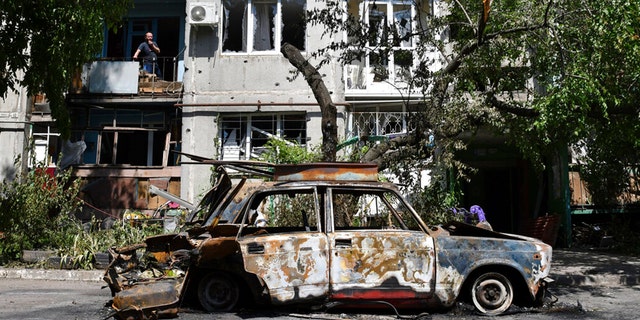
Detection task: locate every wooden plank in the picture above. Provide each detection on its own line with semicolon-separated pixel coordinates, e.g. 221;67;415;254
72;166;181;178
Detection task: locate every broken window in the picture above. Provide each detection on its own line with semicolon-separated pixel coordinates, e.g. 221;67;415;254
219;113;307;160
75;109;178;166
30;124;61;168
330;188;417;230
344;0;417;88
222;0;306;53
246;188;319;232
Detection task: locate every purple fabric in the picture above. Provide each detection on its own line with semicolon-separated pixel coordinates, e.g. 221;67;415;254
470;205;486;222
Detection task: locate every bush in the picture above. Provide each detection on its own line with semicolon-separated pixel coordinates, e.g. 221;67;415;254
53;217;163;269
258;138;321;164
0;161;82;263
0;159;164;268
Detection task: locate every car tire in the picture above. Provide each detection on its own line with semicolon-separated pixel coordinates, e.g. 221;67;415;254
198;272;240;312
470;272;514;315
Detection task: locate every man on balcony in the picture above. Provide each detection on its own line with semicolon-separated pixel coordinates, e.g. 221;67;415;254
133;32;162;79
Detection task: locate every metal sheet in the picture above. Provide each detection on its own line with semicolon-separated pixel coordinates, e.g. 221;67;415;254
239;233;330;303
274;163;379;181
112;280;181;317
86;61;139;94
328;230;436;307
434;235;552;304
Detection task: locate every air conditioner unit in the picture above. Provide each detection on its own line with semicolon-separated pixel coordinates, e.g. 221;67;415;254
188;2;219;26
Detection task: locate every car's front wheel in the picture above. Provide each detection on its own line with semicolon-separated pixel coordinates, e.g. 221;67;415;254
470;272;514;315
198;272;240;312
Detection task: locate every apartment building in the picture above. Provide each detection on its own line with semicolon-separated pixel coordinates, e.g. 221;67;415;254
56;0;438;217
179;0;443;201
32;1;478;226
9;0;564;238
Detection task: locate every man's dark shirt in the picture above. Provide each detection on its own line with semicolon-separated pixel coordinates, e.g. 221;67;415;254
137;42;158;62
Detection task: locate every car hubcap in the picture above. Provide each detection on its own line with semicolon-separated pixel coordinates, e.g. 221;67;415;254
476;278;508;307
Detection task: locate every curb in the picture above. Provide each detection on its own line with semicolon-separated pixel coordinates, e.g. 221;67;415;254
0;267;104;282
552;273;640;287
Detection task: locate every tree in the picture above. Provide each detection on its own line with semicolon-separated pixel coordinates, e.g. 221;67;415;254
0;0;132;138
281;43;339;162
306;0;640;205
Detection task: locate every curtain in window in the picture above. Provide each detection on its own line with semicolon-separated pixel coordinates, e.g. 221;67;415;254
253;3;275;51
394;9;411;47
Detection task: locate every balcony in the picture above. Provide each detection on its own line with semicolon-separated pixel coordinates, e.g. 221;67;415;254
343;50;433;96
343;49;442;96
67;57;183;106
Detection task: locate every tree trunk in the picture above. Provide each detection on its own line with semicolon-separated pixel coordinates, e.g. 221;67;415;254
281;43;337;162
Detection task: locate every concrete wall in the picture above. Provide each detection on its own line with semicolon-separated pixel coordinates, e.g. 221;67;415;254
0;74;30;181
180;0;347;202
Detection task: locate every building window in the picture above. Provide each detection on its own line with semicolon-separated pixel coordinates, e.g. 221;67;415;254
344;0;417;89
75;109;178;167
222;0;306;53
351;111;409;137
219;113;307;160
31;125;61;168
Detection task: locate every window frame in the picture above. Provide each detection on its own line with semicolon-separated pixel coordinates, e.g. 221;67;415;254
238;186;322;235
327;186;422;232
218;112;308;160
222;0;307;55
343;0;418;87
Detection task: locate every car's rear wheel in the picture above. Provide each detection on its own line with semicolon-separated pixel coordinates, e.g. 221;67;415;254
470;272;513;315
198;272;240;312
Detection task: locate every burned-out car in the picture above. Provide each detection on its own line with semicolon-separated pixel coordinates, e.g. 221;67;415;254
104;162;552;319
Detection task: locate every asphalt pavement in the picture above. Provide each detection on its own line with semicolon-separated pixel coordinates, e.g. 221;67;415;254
1;248;640;288
551;248;640;287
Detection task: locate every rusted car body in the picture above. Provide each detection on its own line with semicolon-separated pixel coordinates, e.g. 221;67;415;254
103;162;552;319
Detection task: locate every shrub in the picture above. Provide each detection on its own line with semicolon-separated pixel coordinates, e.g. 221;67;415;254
53;216;163;269
0;160;82;263
258;138;321;164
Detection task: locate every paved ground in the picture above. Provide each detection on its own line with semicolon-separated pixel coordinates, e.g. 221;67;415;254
2;248;640;320
551;248;640;286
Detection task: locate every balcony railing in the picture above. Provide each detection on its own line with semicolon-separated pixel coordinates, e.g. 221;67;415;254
69;57;183;96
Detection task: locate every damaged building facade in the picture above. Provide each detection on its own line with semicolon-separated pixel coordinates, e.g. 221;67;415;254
4;0;581;240
177;0;455;215
56;0;455;223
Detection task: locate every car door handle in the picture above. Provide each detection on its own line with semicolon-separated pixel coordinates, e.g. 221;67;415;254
335;238;352;247
247;243;264;254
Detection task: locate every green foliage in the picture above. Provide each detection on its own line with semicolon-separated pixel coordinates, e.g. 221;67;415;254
0;0;132;139
258;138;321;164
406;172;465;226
263;193;318;228
0;160;82;262
308;0;640;207
0;157;162;268
533;0;640;205
53;217;162;270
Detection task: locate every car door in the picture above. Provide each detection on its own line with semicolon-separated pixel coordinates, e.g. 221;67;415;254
237;187;330;304
327;187;436;307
